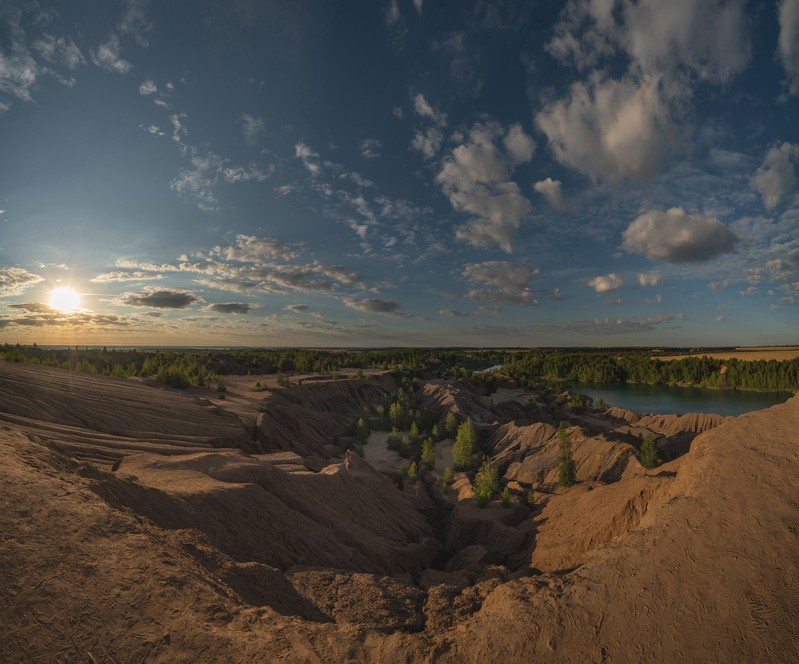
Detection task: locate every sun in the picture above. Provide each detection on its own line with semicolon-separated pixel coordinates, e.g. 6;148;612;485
48;287;81;314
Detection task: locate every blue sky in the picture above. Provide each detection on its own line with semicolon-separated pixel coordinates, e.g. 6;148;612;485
0;0;797;347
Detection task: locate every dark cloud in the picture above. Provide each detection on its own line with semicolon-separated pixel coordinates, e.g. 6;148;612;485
204;302;252;314
343;297;407;317
118;288;200;309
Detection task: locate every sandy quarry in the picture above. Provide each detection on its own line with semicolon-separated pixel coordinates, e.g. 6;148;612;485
0;360;797;662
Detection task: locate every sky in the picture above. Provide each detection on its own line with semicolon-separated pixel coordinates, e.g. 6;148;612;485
0;0;798;348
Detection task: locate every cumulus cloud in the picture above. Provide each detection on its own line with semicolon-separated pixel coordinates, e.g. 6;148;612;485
622;207;738;262
766;243;799;295
638;270;661;287
91;35;132;74
170;152;224;211
779;0;799;95
115;259;179;272
33;35;85;70
0;267;44;296
437;122;534;252
90;271;164;282
588;273;623;292
241;114;265;145
537;73;685;185
118;287;200;309
285;304;308;313
204;302;252;314
119;0;153;47
343;297;406;317
541;1;749;184
0;18;39;106
751;142;799;209
503;123;535;164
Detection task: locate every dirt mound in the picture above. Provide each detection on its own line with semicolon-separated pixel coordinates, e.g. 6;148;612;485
637;410;731;436
0;361;250;463
495;422;636;486
256;376;394;457
417;380;496;424
88;449;441;575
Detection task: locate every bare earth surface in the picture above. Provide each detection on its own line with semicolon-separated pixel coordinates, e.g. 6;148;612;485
1;361;797;662
658;345;799;361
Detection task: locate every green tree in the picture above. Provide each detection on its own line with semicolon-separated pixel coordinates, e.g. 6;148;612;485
473;456;499;507
421;437;435;470
406;460;418;483
639;433;659;469
500;486;512;507
444;411;459;438
356;417;370;445
441;465;453;489
431;423;441;441
557;422;576;488
453;419;477;470
409;420;420;442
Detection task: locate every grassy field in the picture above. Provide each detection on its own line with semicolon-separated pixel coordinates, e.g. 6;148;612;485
658;347;799;362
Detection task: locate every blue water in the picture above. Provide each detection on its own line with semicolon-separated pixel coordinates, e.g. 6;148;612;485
563;381;793;417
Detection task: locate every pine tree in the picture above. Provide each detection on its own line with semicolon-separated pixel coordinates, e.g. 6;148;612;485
441;465;453;489
473;456;499;507
421;437;435;470
557;422;576;488
453;419;477;470
444;411;458;439
639;433;659;469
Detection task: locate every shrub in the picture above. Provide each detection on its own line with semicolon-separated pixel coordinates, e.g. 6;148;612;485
406;460;418;483
444;411;459;439
500;486;512;507
473;456;498;507
386;428;404;451
639;433;659;469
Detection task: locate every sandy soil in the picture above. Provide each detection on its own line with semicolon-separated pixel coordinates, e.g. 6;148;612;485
1;360;797;662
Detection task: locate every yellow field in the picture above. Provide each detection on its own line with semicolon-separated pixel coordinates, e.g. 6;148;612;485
658;347;799;362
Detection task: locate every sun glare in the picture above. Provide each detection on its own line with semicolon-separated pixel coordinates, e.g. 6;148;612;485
48;287;81;314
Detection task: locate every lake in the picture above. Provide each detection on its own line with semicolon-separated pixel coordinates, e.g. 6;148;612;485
563;381;793;417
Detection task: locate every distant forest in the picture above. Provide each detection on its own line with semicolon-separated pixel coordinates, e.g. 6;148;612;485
1;344;796;392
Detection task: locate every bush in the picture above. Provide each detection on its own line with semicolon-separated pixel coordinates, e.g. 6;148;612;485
405;460;418;483
444;411;459;439
500;486;512;507
386;428;404;451
453;419;477;470
473;456;499;507
639;433;659;469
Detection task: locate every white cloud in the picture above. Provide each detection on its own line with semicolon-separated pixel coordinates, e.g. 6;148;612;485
90;271;164;282
33;35;85;70
91;35;132;74
436;122;534;252
241;114;265;146
778;0;799;95
138;79;157;95
751;142;799;209
439;309;469;317
285;304;308;313
537;73;686;185
537;314;676;336
386;0;400;25
638;270;661;287
766;243;799;296
411;127;443;159
0;267;44;295
413;93;447;126
170;152;225;212
623;207;738;262
0;17;38;105
360;137;382;159
119;0;153;48
588;273;623;292
463;261;538;290
295;141;321;175
533;177;579;211
503;123;535;164
413;0;423;14
213;235;297;262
